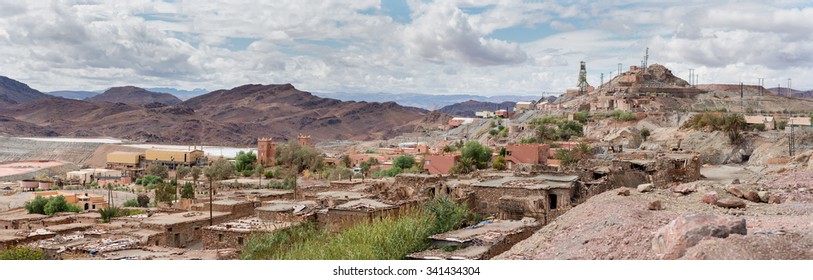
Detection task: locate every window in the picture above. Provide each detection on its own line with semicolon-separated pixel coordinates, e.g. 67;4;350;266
92;205;96;209
168;227;173;232
425;161;430;166
218;234;224;242
155;240;160;246
238;237;244;245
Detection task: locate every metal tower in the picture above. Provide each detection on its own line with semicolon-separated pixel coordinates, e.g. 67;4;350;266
577;61;590;95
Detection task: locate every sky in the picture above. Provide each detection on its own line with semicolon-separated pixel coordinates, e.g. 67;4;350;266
1;0;812;95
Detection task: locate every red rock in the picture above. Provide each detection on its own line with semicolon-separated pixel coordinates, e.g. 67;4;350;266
648;200;663;210
725;186;744;198
715;198;747;209
672;184;696;195
702;191;718;205
651;214;747;259
616;187;630;196
743;191;761;203
768;196;782;204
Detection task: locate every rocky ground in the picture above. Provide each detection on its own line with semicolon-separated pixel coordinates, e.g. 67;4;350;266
495;166;813;260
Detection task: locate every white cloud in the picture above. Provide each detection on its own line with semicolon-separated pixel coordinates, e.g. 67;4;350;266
0;0;812;95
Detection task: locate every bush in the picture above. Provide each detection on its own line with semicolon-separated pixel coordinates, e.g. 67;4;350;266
460;141;492;169
242;198;470;260
240;169;254;177
235;150;257;172
137;194;150;208
146;163;169;179
181;182;195;199
263;169;274;179
123;199;139;207
493;155;506;170
0;246;44;260
25;195;81;216
640;128;651;141
99;206;119;223
393;155;415;170
136;175;163;187
530;116;584;141
610;110;636;122
574;110;590;123
372;166;403;178
154;182;176;206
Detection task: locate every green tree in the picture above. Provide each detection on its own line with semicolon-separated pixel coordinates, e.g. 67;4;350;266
25;195;81;216
640;128;651;141
154;182;176;206
235;150;258;172
275;142;324;173
175;165;191;181
341;155;352;168
204;158;235;225
493;155;506;170
722;114;746;144
146;163;169;179
181;182;195;199
191;166;202;185
393;155;416;170
460;141;492;169
137;194;150;208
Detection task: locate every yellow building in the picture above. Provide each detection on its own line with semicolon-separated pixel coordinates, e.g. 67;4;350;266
145;148;204;165
107;151;144;167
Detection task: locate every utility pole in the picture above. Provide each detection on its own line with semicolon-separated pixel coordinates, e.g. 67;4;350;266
617;63;622;77
688;69;694;86
643;47;649;68
600;73;604;88
788;78;792;96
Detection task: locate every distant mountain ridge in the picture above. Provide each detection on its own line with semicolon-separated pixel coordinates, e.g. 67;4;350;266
87;86;182;105
0;75;52;105
314;92;545;110
0;77;441;145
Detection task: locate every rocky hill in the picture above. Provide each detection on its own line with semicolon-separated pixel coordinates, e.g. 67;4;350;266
438;100;515;117
0;77;438;145
47;90;100;100
766;87;813;98
87;86;182;105
0;75;53;105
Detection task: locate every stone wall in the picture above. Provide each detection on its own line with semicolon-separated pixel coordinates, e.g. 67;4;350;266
202;228;252;250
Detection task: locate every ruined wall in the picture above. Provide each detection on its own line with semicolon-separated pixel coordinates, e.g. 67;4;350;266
142;216;232;248
202;228;251;250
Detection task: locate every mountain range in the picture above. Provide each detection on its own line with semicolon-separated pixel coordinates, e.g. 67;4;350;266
313;92;544;110
0;76;446;145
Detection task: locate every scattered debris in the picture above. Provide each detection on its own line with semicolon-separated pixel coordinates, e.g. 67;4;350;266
715;198;746;209
652;214;746;259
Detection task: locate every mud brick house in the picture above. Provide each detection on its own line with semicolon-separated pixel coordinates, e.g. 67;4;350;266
256;200;318;222
257;137;277;166
234;189;294;202
194;199;256;219
202;217;297;250
504;144;549;170
409;218;540;260
319;199;403;232
312;191;373;208
140;211;231;248
471;174;579;224
423;154;459;175
0;213;47;230
625;153;701;187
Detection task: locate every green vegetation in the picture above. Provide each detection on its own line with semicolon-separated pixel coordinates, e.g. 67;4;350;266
137;194;150;208
123;199;139;207
135;175;163;188
0;246;44;260
528;116;584;142
609;110;636;122
573;110;590;123
241;198;471;260
263;169;275;179
175;165;191;181
100;206;146;223
682;112;746;144
24;195;81;216
322;166;353;181
154;182;177;206
146;163;169;179
363;149;378;154
640;128;651;141
266;178;296;190
181;182;195;199
190;166;202;185
554;142;595;166
778;119;787;130
393;155;416;169
493;155;506;170
276;142;324;174
235;151;257;172
441;145;457;153
372;166;403;178
449;141;492;174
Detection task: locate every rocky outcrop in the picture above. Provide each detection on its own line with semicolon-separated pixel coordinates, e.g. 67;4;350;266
652;214;747;259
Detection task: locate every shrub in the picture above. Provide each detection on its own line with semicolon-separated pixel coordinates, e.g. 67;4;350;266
493;155;506;170
393;155;415;170
610;110;636;122
137;194;150;208
235;150;257;172
372;166;403;178
123;199;139;207
181;182;195;199
0;246;44;260
99;206;119;223
137;175;163;187
460;141;492;169
242;198;470;260
574;110;590;123
25;195;81;216
640;128;651;141
263;169;274;179
146;163;169;179
240;169;254;177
